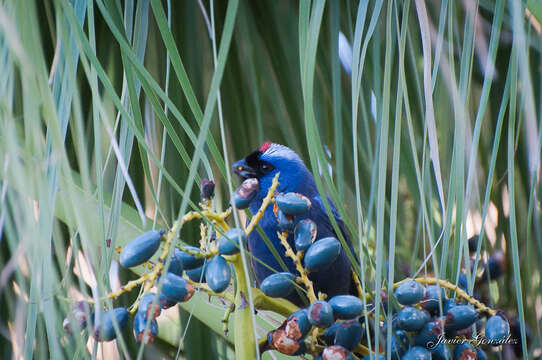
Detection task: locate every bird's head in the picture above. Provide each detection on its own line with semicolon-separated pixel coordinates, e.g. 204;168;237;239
233;142;316;200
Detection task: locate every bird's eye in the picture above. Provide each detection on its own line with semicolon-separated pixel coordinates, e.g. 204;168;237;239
260;163;272;172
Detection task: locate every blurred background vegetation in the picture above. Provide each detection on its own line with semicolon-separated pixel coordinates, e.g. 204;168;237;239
0;0;541;358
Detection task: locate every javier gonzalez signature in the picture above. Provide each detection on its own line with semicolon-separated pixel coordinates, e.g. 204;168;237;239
427;334;518;349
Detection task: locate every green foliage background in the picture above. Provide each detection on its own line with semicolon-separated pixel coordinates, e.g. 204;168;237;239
0;0;541;358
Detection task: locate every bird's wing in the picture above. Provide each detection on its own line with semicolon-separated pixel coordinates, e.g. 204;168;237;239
309;194;359;295
310;195;352;249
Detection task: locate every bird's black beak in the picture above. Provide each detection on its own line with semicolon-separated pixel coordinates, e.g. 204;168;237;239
233;158;257;180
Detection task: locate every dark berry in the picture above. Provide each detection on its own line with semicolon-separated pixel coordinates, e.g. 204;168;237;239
275;192;311;215
304;237;341;272
120;230;164;268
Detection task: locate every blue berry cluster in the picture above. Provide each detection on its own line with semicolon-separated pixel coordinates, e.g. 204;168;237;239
61;174;515;359
252;191;512;359
262;277;511;359
63;228;201;344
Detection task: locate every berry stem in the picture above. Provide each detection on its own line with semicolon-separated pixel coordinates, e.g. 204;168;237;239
184;277;234;303
88;274;150;304
351;270;371;301
245;172;280;235
181;208;231;231
199;222;208;251
175;244;218;259
222;302;235;335
393;277;497;316
277;231;317;303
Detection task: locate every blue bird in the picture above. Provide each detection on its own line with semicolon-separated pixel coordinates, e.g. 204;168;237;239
233;142;355;305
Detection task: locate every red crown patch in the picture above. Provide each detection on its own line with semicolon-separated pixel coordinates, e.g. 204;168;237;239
259;142;273;153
